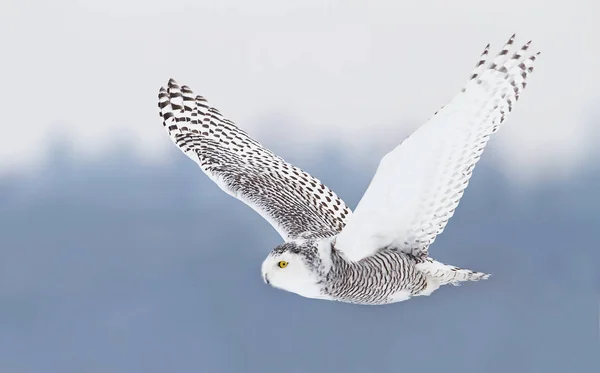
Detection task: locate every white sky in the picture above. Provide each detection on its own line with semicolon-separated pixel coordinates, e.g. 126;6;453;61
1;0;599;183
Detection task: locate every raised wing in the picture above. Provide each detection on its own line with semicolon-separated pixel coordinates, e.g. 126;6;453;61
334;34;540;262
158;79;351;241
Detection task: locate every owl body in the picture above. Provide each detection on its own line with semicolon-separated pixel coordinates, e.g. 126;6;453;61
262;238;487;305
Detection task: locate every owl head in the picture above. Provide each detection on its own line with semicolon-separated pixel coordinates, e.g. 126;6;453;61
261;240;332;300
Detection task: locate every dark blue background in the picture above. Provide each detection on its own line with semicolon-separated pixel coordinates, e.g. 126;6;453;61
1;142;598;372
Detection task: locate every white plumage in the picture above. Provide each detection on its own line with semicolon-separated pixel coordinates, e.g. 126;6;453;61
334;35;538;262
157;34;540;305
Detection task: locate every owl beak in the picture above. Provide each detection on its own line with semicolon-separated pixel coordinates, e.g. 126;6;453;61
263;273;270;284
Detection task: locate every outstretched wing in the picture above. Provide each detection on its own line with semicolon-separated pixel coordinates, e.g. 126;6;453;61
334;34;540;262
158;79;351;241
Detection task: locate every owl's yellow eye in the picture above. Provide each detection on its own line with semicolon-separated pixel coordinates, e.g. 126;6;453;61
278;261;288;268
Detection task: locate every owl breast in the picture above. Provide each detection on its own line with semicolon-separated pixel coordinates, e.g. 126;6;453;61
322;248;429;305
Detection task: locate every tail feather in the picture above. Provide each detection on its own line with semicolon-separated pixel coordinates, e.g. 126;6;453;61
416;257;490;286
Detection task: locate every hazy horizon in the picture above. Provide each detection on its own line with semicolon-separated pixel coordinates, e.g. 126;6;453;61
2;0;600;183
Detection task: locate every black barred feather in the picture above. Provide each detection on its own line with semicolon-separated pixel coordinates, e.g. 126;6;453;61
158;79;351;241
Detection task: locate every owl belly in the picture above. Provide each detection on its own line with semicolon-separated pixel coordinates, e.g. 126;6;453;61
324;249;429;305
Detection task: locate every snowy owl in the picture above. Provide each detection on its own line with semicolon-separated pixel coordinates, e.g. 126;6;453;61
157;34;539;305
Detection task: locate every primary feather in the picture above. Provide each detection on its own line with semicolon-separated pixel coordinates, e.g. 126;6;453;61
334;34;540;262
